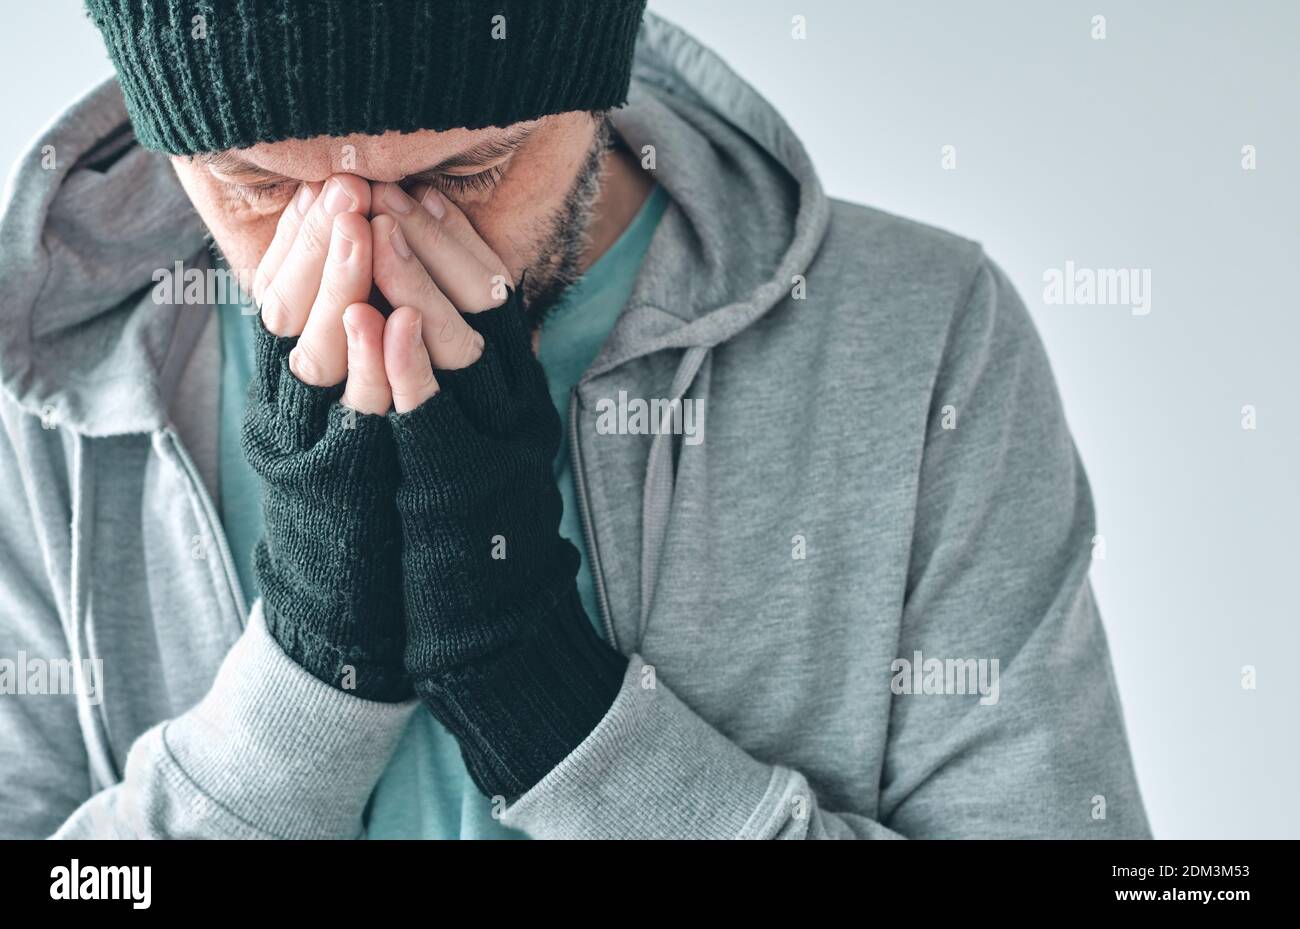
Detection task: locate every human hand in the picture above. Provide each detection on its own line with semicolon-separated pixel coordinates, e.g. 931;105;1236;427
242;174;408;702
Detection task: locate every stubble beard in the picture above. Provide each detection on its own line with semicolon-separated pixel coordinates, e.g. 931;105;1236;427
518;114;613;327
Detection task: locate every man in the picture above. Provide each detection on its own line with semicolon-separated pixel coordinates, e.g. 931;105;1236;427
0;1;1149;839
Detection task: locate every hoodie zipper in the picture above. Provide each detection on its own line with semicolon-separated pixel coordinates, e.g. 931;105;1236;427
164;428;249;623
569;388;617;650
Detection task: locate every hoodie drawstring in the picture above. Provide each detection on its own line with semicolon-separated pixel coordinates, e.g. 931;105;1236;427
68;435;118;790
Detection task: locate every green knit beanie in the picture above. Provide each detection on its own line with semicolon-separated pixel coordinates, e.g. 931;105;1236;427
84;0;648;155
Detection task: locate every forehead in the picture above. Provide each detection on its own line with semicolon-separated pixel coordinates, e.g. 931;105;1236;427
206;120;540;183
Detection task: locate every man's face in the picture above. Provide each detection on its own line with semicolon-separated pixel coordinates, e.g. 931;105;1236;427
170;110;605;315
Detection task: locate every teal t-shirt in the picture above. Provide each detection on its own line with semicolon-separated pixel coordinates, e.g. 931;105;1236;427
218;294;263;605
216;182;669;838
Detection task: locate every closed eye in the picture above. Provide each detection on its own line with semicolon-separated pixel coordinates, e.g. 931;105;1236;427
216;160;508;211
410;164;506;200
229;178;297;206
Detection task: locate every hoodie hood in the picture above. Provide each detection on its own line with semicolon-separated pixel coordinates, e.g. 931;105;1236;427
0;80;208;436
601;13;829;372
0;12;828;438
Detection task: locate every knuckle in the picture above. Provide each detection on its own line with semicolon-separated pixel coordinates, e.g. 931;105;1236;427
252;268;271;303
419;210;446;250
459;325;484;366
396;366;438;402
314;277;346;315
289;342;326;385
420;274;447;311
261;285;290;334
435;309;457;345
296;217;330;256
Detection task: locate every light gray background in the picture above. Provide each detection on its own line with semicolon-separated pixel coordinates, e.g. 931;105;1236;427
2;1;1296;839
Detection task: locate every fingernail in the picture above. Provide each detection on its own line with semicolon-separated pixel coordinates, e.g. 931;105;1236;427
382;183;413;214
323;178;355;216
329;223;354;263
421;188;447;220
342;305;365;343
389;223;412;259
259;300;279;331
295;184;315;216
409;318;422;346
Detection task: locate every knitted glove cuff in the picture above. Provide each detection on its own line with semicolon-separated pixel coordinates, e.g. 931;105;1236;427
244;317;409;702
413;585;628;801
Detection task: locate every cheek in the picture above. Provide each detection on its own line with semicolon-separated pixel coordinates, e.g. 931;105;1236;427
207;212;280;278
171;161;283;278
461;197;548;272
462;152;584;269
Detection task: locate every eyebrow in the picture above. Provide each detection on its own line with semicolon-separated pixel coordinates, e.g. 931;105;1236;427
197;124;536;182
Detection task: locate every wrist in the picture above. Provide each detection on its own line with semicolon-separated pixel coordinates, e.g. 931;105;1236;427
244;317;410;702
413;582;627;800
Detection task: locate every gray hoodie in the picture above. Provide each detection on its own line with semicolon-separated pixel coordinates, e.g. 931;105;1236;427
0;14;1149;839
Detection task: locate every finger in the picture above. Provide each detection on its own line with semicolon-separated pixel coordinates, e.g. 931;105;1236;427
252;181;322;303
290;212;373;387
260;174;371;337
339;303;392;415
383;306;440;414
373;181;505;313
372;213;485;371
407;184;512;283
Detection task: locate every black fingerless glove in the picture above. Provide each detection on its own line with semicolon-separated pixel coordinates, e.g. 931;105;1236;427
390;289;629;800
242;317;409;703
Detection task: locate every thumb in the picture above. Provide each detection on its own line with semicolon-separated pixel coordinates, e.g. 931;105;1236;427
384;306;440;414
339;303;393;415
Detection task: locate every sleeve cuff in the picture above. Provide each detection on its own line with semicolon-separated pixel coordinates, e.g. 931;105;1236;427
500;654;789;839
161;600;419;838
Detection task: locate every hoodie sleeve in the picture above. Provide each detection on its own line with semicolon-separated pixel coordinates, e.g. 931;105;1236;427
0;396;417;839
500;256;1151;839
49;602;419;839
